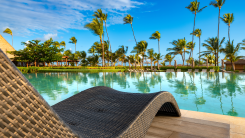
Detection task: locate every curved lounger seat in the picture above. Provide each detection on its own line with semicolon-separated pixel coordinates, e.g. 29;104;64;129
0;49;181;138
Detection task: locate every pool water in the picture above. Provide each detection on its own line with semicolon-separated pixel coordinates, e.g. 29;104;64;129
24;72;245;118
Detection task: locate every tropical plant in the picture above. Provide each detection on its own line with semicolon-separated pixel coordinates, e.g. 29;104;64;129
93;9;112;66
154;53;163;70
241;39;245;50
187;41;195;60
168;38;189;66
191;28;202;63
164;54;175;66
147;48;155;70
116;45;128;66
123;14;137;45
201;54;216;65
220;40;244;71
186;0;207;56
149;31;161;54
60;41;66;50
85;18;104;66
3;28;13;46
210;0;226;66
221;13;234;42
132;41;148;67
69;37;77;52
200;37;225;66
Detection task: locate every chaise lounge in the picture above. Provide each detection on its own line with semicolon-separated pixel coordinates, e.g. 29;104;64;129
0;49;181;138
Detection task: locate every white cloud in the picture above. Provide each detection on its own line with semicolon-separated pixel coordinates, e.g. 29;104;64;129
44;33;58;40
0;0;144;36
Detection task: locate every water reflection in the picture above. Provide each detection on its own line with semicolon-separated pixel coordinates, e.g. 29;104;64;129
24;72;245;118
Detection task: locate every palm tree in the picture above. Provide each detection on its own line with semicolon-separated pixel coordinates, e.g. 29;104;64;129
210;0;226;66
164;54;175;66
123;14;137;45
147;49;155;70
187;41;195;60
221;13;234;43
53;41;61;66
154;53;163;70
200;37;225;66
191;29;202;63
116;45;128;66
60;41;66;51
85;18;104;66
168;38;189;66
149;31;161;54
3;28;13;46
220;41;244;71
133;41;148;67
93;9;113;66
186;0;207;56
241;39;245;50
69;37;77;52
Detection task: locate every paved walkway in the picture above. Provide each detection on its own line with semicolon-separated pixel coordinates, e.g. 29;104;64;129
146;109;245;138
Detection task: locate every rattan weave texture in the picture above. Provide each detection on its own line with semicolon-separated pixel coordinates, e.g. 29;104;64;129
0;48;181;138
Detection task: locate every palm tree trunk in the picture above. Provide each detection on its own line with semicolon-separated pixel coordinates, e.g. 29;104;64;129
75;43;76;53
105;21;112;67
150;59;153;70
231;60;235;71
228;25;230;43
100;36;105;67
217;8;221;67
184;51;186;66
157;60;159;70
192;13;196;59
199;37;200;64
134;61;136;69
129;60;131;69
158;39;160;54
131;23;137;45
12;35;13;47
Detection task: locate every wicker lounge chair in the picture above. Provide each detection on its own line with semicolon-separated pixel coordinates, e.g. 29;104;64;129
166;69;171;72
170;69;175;72
210;69;215;72
0;49;181;138
177;69;181;72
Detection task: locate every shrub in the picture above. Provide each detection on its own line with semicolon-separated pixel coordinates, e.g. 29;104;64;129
235;70;239;72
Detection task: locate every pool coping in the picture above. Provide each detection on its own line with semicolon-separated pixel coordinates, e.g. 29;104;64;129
180;109;245;137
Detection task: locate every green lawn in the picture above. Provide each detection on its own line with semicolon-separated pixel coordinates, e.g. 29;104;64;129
38;69;126;73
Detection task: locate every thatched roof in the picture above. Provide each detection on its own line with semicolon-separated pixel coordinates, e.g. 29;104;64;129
224;59;245;65
0;34;15;59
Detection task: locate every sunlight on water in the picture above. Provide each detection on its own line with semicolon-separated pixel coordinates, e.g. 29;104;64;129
24;72;245;118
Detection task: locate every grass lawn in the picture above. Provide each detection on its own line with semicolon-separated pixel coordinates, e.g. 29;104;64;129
38;69;126;73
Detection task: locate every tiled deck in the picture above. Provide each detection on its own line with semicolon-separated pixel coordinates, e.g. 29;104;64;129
146;109;245;138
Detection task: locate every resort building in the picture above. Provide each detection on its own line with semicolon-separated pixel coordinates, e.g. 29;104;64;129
0;34;15;60
224;59;245;70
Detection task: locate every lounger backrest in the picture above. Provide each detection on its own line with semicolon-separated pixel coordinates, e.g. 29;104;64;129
0;49;78;137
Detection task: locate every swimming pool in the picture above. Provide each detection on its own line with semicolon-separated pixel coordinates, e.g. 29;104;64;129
24;72;245;118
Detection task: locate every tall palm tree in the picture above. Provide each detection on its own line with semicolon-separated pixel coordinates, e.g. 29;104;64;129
186;0;207;57
69;37;77;52
85;18;104;66
220;41;244;71
241;39;245;50
93;9;113;66
147;48;154;70
210;0;226;66
221;13;234;43
149;31;161;54
3;28;13;46
168;38;189;66
191;29;202;63
164;54;175;66
123;14;137;45
60;41;66;51
200;37;225;66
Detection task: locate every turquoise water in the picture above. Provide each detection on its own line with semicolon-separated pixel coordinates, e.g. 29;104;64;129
24;72;245;118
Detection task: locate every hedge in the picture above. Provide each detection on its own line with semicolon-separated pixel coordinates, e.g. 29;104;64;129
38;69;125;73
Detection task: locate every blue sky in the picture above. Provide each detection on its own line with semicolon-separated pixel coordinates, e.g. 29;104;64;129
1;0;245;65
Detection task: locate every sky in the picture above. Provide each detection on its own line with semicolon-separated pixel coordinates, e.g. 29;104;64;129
1;0;245;65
